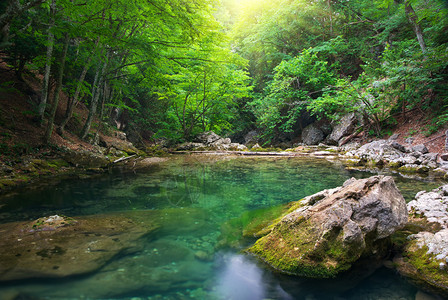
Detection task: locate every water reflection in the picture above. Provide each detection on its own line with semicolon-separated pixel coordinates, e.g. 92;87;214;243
215;253;293;300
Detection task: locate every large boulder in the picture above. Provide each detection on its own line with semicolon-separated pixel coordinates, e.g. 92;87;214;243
99;135;139;156
326;113;358;146
247;175;407;278
301;124;324;145
0;212;159;281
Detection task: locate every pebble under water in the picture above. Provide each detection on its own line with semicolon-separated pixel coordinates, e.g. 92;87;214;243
0;156;443;299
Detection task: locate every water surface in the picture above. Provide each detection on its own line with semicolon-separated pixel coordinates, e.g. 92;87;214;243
0;156;443;299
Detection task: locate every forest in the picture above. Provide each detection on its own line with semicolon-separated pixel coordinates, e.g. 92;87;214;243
1;0;448;146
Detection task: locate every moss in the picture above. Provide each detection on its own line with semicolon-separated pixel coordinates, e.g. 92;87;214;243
402;241;448;293
344;159;361;167
246;217;363;278
0;179;19;190
398;165;430;174
47;159;70;168
250;147;283;152
366;159;384;168
388;161;402;168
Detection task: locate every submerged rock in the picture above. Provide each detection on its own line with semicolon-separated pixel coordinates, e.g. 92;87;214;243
247;175;407;278
0;211;159;281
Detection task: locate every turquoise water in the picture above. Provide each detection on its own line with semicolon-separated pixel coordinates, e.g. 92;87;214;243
0;156;443;299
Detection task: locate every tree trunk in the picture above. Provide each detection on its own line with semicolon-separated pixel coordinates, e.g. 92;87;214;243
38;0;55;123
405;0;427;55
57;38;99;135
81;54;108;140
43;32;70;144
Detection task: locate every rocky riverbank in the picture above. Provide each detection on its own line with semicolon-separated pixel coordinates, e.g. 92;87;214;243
217;175;448;298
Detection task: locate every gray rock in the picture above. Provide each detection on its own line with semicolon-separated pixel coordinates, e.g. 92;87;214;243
405;137;414;144
301;124;325;145
410;230;448;260
391;141;406;153
402;156;418;165
251;143;262;150
195;131;222;145
340;141;361;152
412;144;429;154
214;138;231;146
388;133;400;141
248;176;407;278
440;153;448;161
176;142;207;151
244;130;259;145
408;185;448;228
348;140;404;162
327;113;358;145
63;150;110;168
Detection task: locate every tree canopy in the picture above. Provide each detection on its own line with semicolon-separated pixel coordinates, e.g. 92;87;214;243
1;0;447;145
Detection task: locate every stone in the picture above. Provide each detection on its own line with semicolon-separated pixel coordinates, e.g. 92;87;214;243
99;135;138;155
114;131;127;141
395;184;448;297
395;229;448;298
247;176;407;278
388;133;400;141
441;153;448;161
390;141;406;153
326;113;358;145
244;130;259;145
339;142;360;152
347;140;404;162
251;143;262;150
412;144;429;154
301;124;325;145
405;137;414;144
176;142;207;151
195;131;222;145
63;149;110;169
0;211;159;281
407;185;448;228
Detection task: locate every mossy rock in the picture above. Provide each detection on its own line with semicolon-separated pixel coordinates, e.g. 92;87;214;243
398;164;430;174
63;150;110;169
246;176;407;279
395;240;448;298
343;159;362;166
247;217;387;278
388;160;402;169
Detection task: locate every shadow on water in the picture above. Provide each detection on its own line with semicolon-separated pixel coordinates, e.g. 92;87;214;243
0;156;444;299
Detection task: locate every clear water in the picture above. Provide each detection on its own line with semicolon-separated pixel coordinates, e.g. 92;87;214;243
0;156;443;299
